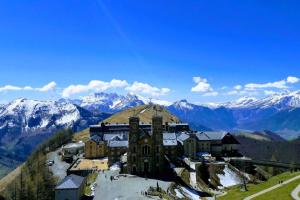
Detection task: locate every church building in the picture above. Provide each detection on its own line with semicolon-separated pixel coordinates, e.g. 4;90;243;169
127;115;164;177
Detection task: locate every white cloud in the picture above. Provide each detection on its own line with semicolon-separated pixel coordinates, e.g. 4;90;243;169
0;85;25;92
245;80;288;90
264;90;278;95
62;79;129;98
191;77;213;93
244;76;299;91
287;76;300;84
203;91;219;97
234;85;242;90
227;90;239;95
125;81;170;97
37;81;57;92
0;82;56;93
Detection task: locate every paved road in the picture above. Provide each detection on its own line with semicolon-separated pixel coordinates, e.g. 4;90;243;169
47;149;70;181
94;170;171;200
244;175;300;200
291;184;300;200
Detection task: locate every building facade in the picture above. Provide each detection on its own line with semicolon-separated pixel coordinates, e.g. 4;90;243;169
85;135;107;159
127;116;164;177
55;174;85;200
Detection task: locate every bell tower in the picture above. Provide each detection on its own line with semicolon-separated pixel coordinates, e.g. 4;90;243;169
128;116;139;174
151;114;164;176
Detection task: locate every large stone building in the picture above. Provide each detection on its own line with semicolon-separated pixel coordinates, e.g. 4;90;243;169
177;131;240;159
84;115;240;174
127;116;164;176
85;135;106;159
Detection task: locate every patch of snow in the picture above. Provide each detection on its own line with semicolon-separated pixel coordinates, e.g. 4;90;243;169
175;189;184;198
217;165;242;187
140;109;146;113
180;187;201;200
110;162;121;171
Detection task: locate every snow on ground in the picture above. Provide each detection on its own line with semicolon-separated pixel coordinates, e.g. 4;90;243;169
140;109;146;113
110;162;121;171
217;165;242;187
175;189;185;198
180;187;201;200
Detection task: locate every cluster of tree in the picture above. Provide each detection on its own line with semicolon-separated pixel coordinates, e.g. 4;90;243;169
1;129;73;200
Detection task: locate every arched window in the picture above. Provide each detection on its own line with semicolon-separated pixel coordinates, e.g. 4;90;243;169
142;145;150;155
133;146;136;153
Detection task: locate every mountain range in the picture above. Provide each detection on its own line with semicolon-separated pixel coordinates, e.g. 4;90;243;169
0;98;110;162
0;91;300;161
168;91;300;139
0;91;300;178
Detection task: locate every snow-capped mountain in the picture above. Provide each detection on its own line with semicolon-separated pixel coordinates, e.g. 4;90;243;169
76;92;144;113
0;98;110;160
223;91;300;110
171;99;196;110
166;91;300;137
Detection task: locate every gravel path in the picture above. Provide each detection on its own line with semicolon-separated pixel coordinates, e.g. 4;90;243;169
291;183;300;200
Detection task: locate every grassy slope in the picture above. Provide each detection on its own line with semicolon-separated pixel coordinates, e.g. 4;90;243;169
254;179;300;200
219;172;300;200
102;104;179;124
0;164;23;192
73;104;180;142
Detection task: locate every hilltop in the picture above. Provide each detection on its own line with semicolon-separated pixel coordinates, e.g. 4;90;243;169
73;104;180;142
103;104;179;124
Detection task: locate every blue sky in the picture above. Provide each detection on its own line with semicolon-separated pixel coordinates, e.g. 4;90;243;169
0;0;300;104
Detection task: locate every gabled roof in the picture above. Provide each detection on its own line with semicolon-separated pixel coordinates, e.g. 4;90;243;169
90;135;103;143
103;133;128;141
203;131;228;140
176;132;190;144
163;132;177;140
108;140;128;148
55;174;85;190
163;132;177;146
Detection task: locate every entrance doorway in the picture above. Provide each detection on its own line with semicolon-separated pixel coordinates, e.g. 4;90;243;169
144;160;149;174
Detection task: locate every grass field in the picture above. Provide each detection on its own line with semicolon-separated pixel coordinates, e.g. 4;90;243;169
73;127;89;142
219;172;300;200
253;178;300;200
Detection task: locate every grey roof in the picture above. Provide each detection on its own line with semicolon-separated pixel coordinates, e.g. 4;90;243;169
163;132;177;140
90;135;103;143
55;174;84;190
163;139;178;146
163;132;177;146
168;123;189;126
177;132;190;143
103;133;128;141
202;131;228;140
108;140;128;148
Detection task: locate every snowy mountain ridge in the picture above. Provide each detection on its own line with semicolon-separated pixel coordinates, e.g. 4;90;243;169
76;92;144;113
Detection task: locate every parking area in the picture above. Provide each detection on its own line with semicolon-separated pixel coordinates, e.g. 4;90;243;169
47;149;70;181
94;170;172;200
